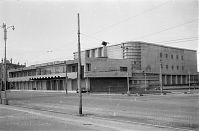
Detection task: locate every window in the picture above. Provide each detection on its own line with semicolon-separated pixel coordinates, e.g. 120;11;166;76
134;61;136;64
160;53;162;58
177;65;179;70
165;54;168;58
120;67;127;72
86;63;91;71
181;56;183;60
160;64;163;69
86;50;90;58
71;66;76;72
182;66;184;70
98;48;102;57
176;55;178;60
171;65;174;70
91;49;95;58
171;54;173;59
166;65;168;70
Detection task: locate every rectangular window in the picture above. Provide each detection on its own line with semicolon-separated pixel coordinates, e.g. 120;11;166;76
171;65;174;70
98;48;102;57
160;53;162;58
120;67;127;72
171;54;173;59
181;56;183;60
91;49;95;58
176;55;178;60
86;63;91;71
86;50;90;58
182;66;184;70
71;66;76;72
166;65;168;70
165;54;168;58
177;65;179;70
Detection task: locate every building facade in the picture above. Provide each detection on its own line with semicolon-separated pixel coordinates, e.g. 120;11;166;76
8;58;131;92
74;41;198;89
0;59;25;90
8;41;198;92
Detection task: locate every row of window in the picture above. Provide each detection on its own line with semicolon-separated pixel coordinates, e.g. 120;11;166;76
162;64;184;71
86;48;103;58
160;53;183;60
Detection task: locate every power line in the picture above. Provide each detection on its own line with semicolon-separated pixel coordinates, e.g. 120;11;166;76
92;0;170;34
155;37;199;44
159;38;199;45
135;18;198;39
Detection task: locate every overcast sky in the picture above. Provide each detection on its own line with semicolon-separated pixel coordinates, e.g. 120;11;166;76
0;0;198;69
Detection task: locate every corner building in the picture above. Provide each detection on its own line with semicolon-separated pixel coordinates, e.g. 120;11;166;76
74;41;197;90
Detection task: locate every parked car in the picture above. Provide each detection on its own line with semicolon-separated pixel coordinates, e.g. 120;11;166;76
76;87;90;93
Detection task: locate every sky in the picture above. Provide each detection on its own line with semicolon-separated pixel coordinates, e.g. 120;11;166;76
0;0;198;69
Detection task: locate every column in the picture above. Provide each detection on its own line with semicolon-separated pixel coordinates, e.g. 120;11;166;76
56;80;59;90
170;75;172;85
62;79;65;91
181;75;183;85
164;75;167;85
50;80;53;90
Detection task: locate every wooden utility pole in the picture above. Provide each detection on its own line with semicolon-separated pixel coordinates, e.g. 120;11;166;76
160;60;163;94
77;13;82;115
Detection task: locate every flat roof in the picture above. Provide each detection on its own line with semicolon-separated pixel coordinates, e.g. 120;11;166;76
73;41;196;53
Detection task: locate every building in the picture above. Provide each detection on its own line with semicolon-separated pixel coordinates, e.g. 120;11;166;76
0;59;25;90
73;41;198;90
8;41;198;92
8;58;131;93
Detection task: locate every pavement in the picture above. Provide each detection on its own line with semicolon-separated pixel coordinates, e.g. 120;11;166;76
0;90;199;131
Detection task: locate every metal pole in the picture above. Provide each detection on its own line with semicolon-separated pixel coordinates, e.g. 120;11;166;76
3;23;8;105
127;72;130;96
77;13;82;115
189;72;190;92
144;72;146;91
0;60;2;104
160;60;163;94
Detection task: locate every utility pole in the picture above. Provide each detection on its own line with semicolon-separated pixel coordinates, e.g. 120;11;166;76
188;72;190;92
0;59;3;104
159;60;163;95
144;72;147;91
77;13;82;115
0;23;14;105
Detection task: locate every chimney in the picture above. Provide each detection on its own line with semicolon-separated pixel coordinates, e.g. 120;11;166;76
10;58;12;64
101;41;108;58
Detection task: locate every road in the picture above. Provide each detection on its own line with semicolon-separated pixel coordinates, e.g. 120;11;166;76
0;90;199;131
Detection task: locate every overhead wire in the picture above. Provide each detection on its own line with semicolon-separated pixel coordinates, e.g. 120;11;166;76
134;18;198;39
92;0;170;34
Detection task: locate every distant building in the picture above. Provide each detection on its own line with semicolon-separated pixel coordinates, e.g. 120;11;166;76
0;59;25;90
8;41;198;92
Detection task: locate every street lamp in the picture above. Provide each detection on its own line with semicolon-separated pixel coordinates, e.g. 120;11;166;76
0;23;15;105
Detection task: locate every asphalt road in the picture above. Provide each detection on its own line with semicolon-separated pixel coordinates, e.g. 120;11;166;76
1;90;199;131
